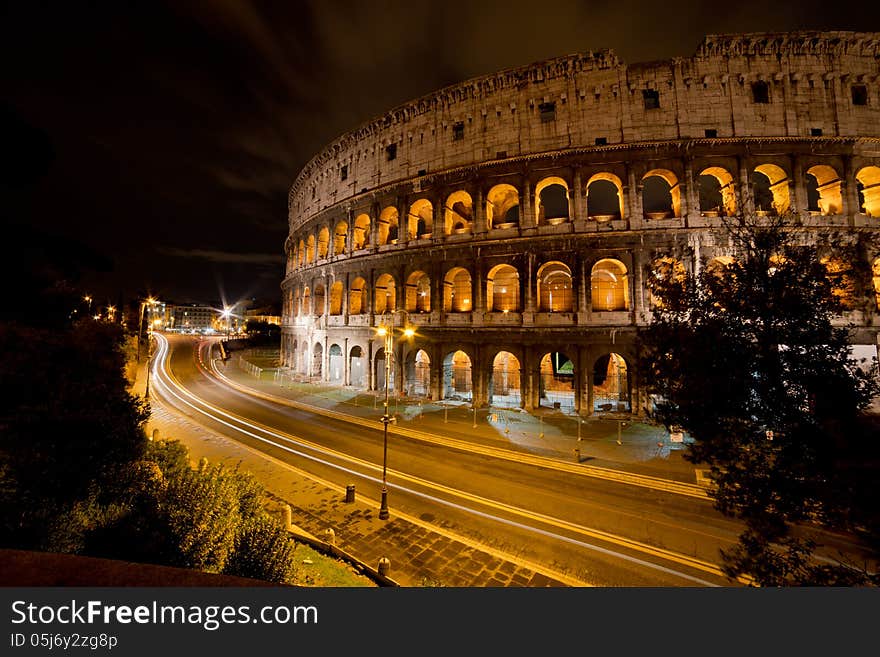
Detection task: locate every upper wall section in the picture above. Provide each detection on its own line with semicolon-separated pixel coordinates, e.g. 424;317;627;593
289;31;880;230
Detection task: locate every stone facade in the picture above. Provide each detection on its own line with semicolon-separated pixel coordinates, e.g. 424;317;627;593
281;31;880;416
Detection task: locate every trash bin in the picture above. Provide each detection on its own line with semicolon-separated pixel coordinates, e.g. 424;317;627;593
345;484;356;503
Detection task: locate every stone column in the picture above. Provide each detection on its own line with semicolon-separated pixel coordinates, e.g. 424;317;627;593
342;272;350;325
791;157;806;219
346;208;355;255
343;337;349;386
627;167;644;228
579;257;591;326
433;196;445;242
738;156;754;216
474;185;487;235
323;335;329;382
473;257;484;324
370;201;380;251
684;160;698;222
572;170;586;230
521;176;535;231
398;198;409;246
842;155;861;222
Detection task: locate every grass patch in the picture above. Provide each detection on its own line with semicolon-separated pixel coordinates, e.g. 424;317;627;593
291;543;378;587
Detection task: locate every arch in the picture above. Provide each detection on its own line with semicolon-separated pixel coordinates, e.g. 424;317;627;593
698;167;736;216
349;276;367;315
293;288;302;317
821;255;858;310
297;239;305;266
317;226;330;259
353;213;371;249
642;169;680;218
349;345;365;387
374;273;396;314
374;346;395;393
593;353;630;413
442;350;472;401
537;261;573;312
535;176;569;225
752;164;790;215
329;281;343;315
305;235;316;263
445;190;473;235
302;287;311;316
312;342;323;379
298;341;309;375
328;343;343;382
539;352;575;410
333;220;348;255
444;267;472;312
486;184;520;229
312;283;325;316
805;165;843;215
591;259;629;311
647;256;687;308
405;349;431;397
405;271;431;313
488;351;521;408
290;339;298;371
487;264;520;312
378;206;399;245
586;172;624;220
855;166;880;217
408;198;434;240
873;258;880;311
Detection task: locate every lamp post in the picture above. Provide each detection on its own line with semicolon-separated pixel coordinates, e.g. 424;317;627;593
137;297;155;363
221;307;232;339
375;309;414;521
145;318;155;399
83;295;92;316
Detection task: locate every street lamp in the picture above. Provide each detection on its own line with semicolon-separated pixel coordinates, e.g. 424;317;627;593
375;309;414;520
138;297;156;363
145;318;158;399
221;306;232;339
83;295;92;316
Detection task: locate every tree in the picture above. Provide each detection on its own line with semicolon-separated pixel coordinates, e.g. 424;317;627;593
639;213;880;585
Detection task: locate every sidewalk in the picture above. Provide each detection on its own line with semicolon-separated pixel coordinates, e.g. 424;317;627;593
221;352;702;486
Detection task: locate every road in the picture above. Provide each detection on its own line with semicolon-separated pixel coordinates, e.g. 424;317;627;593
151;333;750;586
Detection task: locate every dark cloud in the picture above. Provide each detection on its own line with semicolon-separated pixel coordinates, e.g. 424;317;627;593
3;0;879;306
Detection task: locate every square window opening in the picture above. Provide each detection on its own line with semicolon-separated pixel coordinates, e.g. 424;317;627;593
642;89;660;110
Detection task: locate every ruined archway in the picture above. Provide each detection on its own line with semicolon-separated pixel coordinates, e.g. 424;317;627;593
539;352;575;410
442;350;472;401
593;353;630;413
489;351;521;408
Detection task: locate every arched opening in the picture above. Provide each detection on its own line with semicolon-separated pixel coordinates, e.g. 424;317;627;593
856;166;880;217
642;169;680;218
329;281;343;315
535;176;569;225
297;240;305;266
487;184;520;229
328;343;343;382
821;255;858;310
405;349;431;397
317;227;329;259
442;350;472;401
591;259;629;311
593;353;630;413
353;213;370;249
378;206;399;245
873;258;880;311
698;167;736;216
806;165;843;216
374;347;394;393
706;255;735;279
290;339;298;371
489;351;521;408
349;345;365;387
539;352;574;410
487;264;520;312
312;342;323;379
333;221;348;255
405;271;431;313
312;283;325;316
586;173;624;221
302;287;311;316
445;190;473;235
752;164;790;215
408;198;434;240
648;257;687;308
293;288;301;318
444;267;472;312
374;273;396;314
306;235;315;263
537;262;573;312
349;276;366;315
299;341;309;375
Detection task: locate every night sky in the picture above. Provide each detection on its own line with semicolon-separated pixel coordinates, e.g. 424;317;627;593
3;1;879;311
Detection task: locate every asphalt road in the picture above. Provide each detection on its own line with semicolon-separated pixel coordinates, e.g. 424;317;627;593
152;333;750;586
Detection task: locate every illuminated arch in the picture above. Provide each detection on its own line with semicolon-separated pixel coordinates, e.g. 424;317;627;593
486;184;520;229
586;172;624;220
333;220;348;255
378;206;399;245
302;287;311;316
753;164;790;215
537;261;573;312
408;198;433;240
442;350;472;401
353;213;371;249
297;239;305;266
443;267;472;312
642;169;680;218
405;349;431;397
806;165;843;216
698;167;736;216
856;166;880;217
444;190;473;235
305;235;315;263
374;273;396;314
591;259;629;311
535;176;569;225
329;281;343;315
317;227;329;259
312;283;325;316
349;276;366;315
538;352;575;410
405;270;431;313
873;258;880;311
486;264;520;312
489;351;521;408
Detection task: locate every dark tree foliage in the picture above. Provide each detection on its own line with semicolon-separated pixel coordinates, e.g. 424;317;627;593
639;214;880;586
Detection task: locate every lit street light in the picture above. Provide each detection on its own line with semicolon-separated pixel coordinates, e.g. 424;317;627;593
83;295;92;315
221;306;232;339
145;318;158;400
137;297;156;363
375;309;414;520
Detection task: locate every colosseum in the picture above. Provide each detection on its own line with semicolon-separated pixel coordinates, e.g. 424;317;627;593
281;31;880;417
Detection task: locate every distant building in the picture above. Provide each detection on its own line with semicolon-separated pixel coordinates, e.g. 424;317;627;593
169;304;217;331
